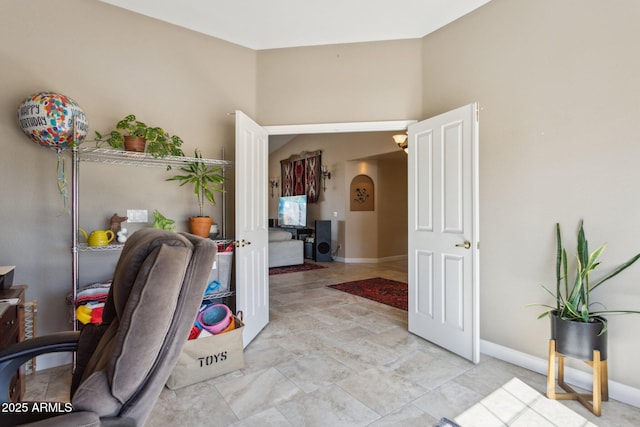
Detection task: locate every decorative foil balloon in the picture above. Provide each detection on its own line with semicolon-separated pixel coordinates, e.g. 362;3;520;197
17;92;88;151
17;92;89;211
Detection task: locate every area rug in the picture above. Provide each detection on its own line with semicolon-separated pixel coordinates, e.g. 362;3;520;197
328;277;407;311
453;378;593;426
269;262;327;275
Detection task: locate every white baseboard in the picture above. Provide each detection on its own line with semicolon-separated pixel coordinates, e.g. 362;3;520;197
481;339;640;408
342;254;408;264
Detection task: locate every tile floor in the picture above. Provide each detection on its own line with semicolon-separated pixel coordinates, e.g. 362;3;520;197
455;378;598;426
25;260;640;426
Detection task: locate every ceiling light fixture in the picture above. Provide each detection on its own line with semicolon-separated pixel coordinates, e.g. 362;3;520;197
393;134;408;154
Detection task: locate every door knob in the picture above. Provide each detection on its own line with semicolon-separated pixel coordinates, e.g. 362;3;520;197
455;241;471;250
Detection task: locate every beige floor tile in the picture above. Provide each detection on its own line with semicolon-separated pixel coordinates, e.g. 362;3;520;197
530;396;589;427
215;367;304;419
387;349;470;390
368;404;437;427
455;402;505;427
229;407;291;427
276;353;355;393
276;384;380;426
337;366;427;416
147;381;239;427
481;388;529;424
24;260;640;426
509;409;556;427
412;380;484;421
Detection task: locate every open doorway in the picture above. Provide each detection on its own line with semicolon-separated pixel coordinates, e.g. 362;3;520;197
267;130;408;264
240;108;480;363
235;114;413;349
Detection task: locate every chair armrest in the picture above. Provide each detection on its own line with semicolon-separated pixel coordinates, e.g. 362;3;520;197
0;331;79;403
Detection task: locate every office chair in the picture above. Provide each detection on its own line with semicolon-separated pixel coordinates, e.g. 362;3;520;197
0;228;216;426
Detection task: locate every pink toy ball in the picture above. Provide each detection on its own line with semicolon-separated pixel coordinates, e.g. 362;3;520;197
17;92;89;151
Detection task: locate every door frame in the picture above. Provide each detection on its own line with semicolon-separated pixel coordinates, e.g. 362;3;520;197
236;118;414;345
264;119;416;263
263;115;478;364
264;120;416;136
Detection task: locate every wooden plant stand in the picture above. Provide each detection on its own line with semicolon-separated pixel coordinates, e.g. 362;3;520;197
547;339;608;416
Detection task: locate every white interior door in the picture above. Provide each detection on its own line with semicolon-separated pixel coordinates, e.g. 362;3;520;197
235;111;269;348
408;103;480;363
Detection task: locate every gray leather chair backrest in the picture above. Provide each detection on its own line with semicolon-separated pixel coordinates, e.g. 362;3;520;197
70;229;216;424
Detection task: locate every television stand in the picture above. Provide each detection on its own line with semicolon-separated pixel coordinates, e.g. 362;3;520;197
278;226;313;241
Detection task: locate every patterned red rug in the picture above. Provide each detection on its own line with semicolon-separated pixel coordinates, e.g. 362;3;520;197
328;277;408;311
269;262;327;275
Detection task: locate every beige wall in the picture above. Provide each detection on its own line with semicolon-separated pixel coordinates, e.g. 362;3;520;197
0;0;256;368
344;160;378;260
377;157;408;258
256;39;423;125
420;0;640;388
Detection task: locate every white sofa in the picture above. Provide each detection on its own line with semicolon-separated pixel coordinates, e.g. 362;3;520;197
269;230;304;268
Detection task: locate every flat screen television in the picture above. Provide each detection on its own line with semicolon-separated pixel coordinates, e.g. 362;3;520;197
278;195;307;228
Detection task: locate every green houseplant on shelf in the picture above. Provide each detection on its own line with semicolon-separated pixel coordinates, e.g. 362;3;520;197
152;209;176;232
166;149;224;237
94;114;185;157
535;220;640;361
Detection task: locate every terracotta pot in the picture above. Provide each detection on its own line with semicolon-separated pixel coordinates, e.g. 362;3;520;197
550;311;607;361
189;216;213;238
124;136;146;152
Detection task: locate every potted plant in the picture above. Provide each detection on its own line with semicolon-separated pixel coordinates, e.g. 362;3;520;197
95;114;185;157
152;209;176;232
536;220;640;360
166;149;224;237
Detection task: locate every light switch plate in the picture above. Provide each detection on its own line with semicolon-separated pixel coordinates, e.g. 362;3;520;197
127;209;148;223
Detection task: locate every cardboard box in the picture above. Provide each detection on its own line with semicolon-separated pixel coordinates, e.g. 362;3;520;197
166;315;244;389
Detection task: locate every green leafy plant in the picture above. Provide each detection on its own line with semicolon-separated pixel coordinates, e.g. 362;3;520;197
94;114;184;158
166;149;224;217
536;220;640;332
152;209;176;232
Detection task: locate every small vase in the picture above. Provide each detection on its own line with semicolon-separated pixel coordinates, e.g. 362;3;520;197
189;216;213;238
124;136;146;152
550;311;607;361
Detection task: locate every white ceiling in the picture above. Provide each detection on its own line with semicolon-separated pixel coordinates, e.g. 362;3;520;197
98;0;491;50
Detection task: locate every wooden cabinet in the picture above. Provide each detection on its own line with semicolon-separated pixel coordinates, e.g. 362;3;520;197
0;285;26;402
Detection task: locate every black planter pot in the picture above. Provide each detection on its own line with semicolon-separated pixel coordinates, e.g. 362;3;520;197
550;311;607;361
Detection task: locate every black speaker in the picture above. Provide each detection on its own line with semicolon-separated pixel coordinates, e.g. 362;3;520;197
314;220;332;262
